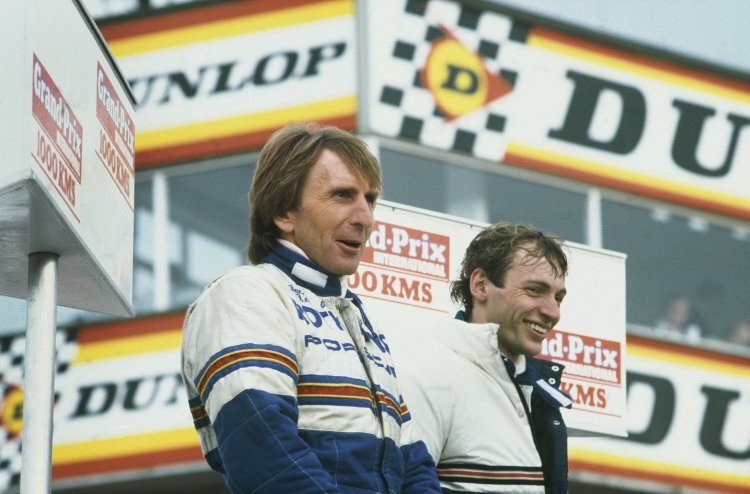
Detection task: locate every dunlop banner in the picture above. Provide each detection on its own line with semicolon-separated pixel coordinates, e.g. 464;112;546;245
2;323;745;492
569;336;750;493
99;0;356;167
0;312;198;488
363;0;750;221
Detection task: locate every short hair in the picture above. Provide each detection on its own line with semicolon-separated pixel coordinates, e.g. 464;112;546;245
247;122;382;264
450;222;568;319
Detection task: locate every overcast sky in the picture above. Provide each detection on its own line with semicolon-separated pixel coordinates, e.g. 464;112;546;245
491;0;750;76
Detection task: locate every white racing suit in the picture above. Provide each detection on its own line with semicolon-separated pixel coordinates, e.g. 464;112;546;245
393;315;572;493
181;241;440;493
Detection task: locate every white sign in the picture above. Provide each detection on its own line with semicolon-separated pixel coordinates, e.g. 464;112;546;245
351;201;628;436
0;0;135;316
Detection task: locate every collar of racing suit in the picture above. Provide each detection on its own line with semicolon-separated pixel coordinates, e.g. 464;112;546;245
454;310;572;409
260;240;377;340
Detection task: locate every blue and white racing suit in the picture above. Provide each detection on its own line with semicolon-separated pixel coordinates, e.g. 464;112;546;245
181;241;440;493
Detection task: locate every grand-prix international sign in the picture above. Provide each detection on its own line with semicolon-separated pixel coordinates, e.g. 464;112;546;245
359;202;627;438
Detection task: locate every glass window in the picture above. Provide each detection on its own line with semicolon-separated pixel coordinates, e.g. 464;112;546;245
1;158;255;332
133;179;155;313
132;159;255;314
602;199;750;345
166;162;255;309
380;147;587;243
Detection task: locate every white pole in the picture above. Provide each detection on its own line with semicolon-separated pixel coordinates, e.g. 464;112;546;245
21;252;59;494
153;171;170;311
586;188;603;248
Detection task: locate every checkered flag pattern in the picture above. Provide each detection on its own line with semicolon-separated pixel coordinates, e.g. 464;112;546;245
370;0;530;161
0;329;79;491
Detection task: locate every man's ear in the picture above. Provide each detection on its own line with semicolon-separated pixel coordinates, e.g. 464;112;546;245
469;268;489;302
274;212;294;235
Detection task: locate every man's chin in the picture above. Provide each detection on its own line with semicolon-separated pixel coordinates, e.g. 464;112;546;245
330;261;361;278
341;265;361;277
523;342;544;358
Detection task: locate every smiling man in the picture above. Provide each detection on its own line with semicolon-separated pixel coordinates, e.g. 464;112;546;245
394;222;573;494
181;123;441;493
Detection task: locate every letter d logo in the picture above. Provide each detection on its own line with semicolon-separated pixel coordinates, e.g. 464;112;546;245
442;64;479;94
421;24;513;121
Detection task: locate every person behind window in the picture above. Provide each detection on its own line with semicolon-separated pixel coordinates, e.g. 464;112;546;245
654;293;701;343
728;319;750;347
180;122;441;493
393;222;573;494
687;280;727;340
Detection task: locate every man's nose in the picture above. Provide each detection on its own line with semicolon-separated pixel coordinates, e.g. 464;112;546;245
540;295;561;324
351;195;374;228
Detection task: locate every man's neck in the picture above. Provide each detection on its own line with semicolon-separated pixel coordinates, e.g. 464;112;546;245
261;240;345;297
461;310;526;367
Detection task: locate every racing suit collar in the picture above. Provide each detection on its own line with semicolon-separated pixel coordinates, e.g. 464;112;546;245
260;240;379;341
261;240;346;297
456;310;571;409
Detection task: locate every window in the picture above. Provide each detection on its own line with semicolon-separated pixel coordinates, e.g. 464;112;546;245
380;147;587;243
167;164;253;308
0;296;27;335
380;144;750;349
133;158;255;313
602;199;750;344
134;179;155;313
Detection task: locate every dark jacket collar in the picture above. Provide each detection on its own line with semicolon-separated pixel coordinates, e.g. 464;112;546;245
504;355;572;409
